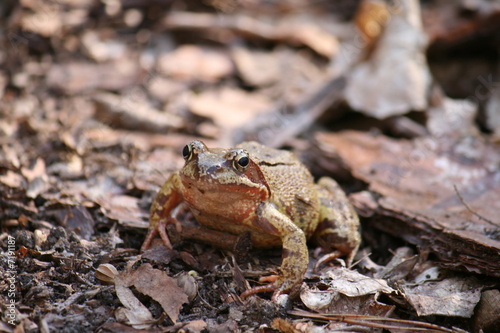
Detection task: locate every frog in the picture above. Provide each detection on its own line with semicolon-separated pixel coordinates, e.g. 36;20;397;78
141;140;361;302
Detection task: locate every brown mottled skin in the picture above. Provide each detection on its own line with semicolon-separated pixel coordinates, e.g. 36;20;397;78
141;141;360;302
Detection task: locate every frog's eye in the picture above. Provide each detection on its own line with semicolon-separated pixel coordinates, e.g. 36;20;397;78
233;152;249;172
182;144;192;161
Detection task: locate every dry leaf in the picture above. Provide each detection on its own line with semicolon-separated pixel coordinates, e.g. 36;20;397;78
345;0;431;118
300;267;394;312
323;267;394;297
427;96;478;138
232;47;280;87
290;23;339;59
81;31;127;62
402;276;482;317
96;194;148;229
119;263;189;323
0;170;24;188
93;92;184;133
21;6;62;37
47;60;140;94
158;45;233;82
485;84;500;137
114;280;155;329
189;87;272;129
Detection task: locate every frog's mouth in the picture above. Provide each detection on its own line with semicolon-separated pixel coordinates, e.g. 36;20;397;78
180;173;269;201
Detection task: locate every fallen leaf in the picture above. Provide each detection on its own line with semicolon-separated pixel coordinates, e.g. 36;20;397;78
427;95;478;138
485;84;500;137
96;194;148;229
93;92;184;133
21;157;46;182
114;280;155;329
158;45;233;82
189;87;272;130
0;170;24;188
81;31;127;62
344;0;431;118
323;267;395;297
290;23;339;59
473;289;500;333
47;60;140;94
301;267;395;313
119;263;189;323
402;276;482;317
232;47;280;87
47;205;96;240
21;5;62;37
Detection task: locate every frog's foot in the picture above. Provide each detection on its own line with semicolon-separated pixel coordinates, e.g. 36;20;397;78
140;218;173;252
313;250;343;272
241;276;299;303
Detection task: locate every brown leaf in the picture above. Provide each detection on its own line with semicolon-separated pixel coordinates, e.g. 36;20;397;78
164;12;339;58
0;170;24;188
158;45;233;82
344;0;431;118
485;84;500;137
48;205;96;240
114;279;155;329
47;60;140;94
121;263;189;323
427;95;478;138
93;92;184;133
473;289;500;333
300;267;394;315
189;87;272;129
402;275;482;317
232;47;279;87
96;195;148;229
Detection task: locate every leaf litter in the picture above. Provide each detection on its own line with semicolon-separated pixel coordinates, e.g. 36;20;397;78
1;0;499;332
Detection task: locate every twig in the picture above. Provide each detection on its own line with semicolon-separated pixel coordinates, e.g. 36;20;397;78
453;184;499;227
289;309;467;333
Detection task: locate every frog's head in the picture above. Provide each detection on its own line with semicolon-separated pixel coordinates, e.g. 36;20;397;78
179;140;270;200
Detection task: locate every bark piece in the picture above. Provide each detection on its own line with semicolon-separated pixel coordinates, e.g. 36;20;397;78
316;130;500;278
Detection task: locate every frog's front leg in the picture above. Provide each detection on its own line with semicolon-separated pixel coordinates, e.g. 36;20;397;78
241;202;308;302
140;172;183;252
312;177;361;267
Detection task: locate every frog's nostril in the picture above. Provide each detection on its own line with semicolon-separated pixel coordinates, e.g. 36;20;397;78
207;165;223;174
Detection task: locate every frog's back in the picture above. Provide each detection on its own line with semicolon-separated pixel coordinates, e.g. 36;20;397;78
238;142;320;236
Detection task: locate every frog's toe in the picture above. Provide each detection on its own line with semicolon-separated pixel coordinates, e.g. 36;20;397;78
141;219;173;252
313;250;344;272
241;276;301;303
240;283;277;300
157;219;174;249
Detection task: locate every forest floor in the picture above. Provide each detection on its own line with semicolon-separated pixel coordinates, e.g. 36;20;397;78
1;1;499;332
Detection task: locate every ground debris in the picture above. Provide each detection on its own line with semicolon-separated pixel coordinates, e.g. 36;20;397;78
1;0;499;331
315;130;500;278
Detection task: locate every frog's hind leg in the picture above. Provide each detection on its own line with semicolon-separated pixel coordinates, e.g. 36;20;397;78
312;177;361;268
